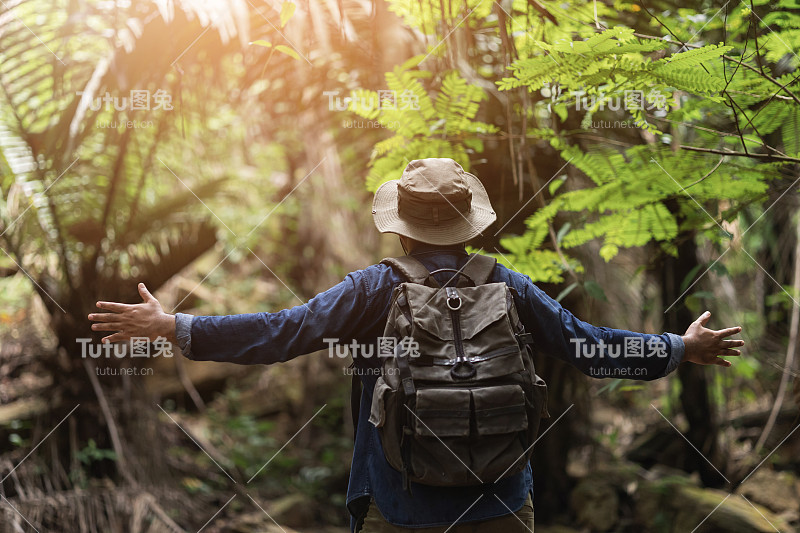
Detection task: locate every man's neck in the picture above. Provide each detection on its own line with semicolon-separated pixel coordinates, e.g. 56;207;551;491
407;241;467;256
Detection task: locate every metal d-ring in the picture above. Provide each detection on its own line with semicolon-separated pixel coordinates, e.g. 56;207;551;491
445;287;462;311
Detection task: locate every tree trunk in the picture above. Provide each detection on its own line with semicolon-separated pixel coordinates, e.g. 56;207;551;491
660;229;727;488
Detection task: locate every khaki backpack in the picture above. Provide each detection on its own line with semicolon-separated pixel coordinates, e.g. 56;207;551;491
368;253;550;491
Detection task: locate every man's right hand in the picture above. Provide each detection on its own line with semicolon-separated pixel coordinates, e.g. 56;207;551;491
88;283;177;344
681;311;744;367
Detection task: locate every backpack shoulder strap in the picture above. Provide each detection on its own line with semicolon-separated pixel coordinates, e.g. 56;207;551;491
459;253;497;286
381;255;440;287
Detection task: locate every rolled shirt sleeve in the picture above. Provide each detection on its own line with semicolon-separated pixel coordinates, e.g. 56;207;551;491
663;333;685;376
175;312;194;359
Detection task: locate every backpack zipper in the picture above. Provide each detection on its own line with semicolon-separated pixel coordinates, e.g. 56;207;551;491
426;345;520;366
446;287;466;359
451;305;466;361
446;287;476;380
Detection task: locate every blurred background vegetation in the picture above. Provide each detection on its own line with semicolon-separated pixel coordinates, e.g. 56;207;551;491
1;0;799;531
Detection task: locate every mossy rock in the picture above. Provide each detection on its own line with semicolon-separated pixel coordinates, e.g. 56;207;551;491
636;480;795;533
737;468;800;514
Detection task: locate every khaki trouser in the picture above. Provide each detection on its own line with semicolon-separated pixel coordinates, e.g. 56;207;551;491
358;495;534;532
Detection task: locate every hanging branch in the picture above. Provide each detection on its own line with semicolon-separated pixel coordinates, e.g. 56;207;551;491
677;145;800;163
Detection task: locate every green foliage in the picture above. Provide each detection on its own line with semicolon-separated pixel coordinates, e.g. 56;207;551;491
491;137;775;284
76;439;117;466
195;386;351;510
354;6;796;292
488;7;799;293
348;59;497;191
217;413;288;476
0;0;320;333
527;142;772;261
386;0;492;39
249;1;302;63
499;27;731;133
6;419;31;449
490;219;584;284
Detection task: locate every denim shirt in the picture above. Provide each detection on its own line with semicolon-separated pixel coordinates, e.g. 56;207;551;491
174;248;683;531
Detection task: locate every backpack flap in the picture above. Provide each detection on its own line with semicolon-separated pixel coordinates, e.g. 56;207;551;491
413;388;471;437
404;283;509;341
473;384;528;435
395;283;526;382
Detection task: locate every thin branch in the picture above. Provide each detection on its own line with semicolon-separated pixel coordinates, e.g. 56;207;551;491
82;358;134;484
755;214;800;452
678;145;800;163
645;115;788;156
685;156;725;189
174;351;206;413
750;0;766;76
748;70;800;125
721;3;750;155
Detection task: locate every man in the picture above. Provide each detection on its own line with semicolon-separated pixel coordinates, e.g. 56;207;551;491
89;158;744;532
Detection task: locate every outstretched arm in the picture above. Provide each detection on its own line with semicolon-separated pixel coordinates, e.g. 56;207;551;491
88;269;382;365
511;273;744;379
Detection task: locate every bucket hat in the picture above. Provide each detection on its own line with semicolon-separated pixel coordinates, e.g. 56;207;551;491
372;158;496;245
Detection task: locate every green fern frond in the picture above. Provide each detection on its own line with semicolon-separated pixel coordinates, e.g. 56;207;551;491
781;105;800;157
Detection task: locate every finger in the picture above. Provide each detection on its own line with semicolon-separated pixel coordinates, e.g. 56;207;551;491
713;358;732;367
92;322;123;332
102;332;129;343
721;339;745;348
138;283;156;303
717;349;741;357
88;313;122;322
695;310;712;326
716;326;742;338
96;301;132;312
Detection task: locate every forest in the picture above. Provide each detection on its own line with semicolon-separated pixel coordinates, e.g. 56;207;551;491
1;0;799;531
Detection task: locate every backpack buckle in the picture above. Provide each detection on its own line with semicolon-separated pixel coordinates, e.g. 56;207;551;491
516;333;534;346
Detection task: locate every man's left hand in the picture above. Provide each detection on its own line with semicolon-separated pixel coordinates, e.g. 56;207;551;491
681;311;744;367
